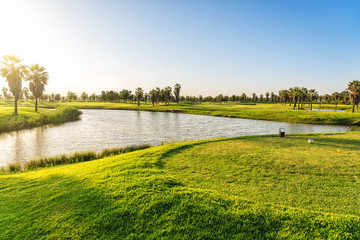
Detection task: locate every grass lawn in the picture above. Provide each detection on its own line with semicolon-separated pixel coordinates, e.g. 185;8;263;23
0;101;81;133
1;132;360;239
34;101;360;126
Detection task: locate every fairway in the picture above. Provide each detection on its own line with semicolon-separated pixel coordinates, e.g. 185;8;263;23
1;132;359;239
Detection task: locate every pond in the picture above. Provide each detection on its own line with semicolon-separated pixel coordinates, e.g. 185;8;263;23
1;109;359;167
305;108;345;112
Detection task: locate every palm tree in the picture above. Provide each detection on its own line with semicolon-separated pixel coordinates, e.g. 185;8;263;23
241;93;247;102
23;87;30;100
290;87;301;110
308;89;317;110
278;90;289;105
149;89;157;106
331;92;341;111
300;87;308;109
252;93;256;102
173;83;181;104
265;92;269;102
163;86;172;104
26;64;49;112
2;87;9;101
270;92;275;102
0;54;28;115
135;87;143;106
347;80;360;113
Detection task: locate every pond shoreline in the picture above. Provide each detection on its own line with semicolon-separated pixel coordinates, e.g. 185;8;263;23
38;102;360;126
0;106;82;134
1;109;359;167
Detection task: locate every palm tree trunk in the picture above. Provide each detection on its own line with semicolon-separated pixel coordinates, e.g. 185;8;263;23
352;103;355;113
14;96;18;115
35;98;38;112
310;101;312;110
137;99;140;106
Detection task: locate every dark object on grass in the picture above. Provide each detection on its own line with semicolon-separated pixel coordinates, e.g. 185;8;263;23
279;128;285;137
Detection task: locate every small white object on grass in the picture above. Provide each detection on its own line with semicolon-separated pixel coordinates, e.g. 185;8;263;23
308;139;314;144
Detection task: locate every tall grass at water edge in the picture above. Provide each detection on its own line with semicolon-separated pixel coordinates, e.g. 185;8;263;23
1;144;152;173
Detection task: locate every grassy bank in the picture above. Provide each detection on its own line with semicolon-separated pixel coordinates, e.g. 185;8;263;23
1;132;359;239
1;144;152;173
34;101;360;125
0;104;82;133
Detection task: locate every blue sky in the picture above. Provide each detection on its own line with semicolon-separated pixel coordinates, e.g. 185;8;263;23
0;0;359;96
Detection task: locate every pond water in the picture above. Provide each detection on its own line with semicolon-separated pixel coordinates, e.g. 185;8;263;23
0;109;359;167
305;108;345;112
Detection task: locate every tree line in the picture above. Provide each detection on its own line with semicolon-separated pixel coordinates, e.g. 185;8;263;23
1;54;359;113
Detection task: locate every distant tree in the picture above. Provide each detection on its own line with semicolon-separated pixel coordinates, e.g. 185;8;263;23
290;87;301;110
308;89;318;110
163;86;172;104
173;83;181;104
265;92;269;102
26;64;49;112
67;91;77;101
41;94;49;101
50;93;55;101
54;93;61;101
135;87;143;106
278;90;289;105
215;94;224;103
149;89;157;106
105;91;118;102
81;92;88;101
2;87;8;101
241;93;247;102
100;91;107;101
259;94;264;102
270;92;275;102
318;95;323;108
252;93;256;102
332;92;341;110
0;54;28;115
119;89;132;102
89;93;96;101
22;87;30;100
341;91;349;104
347;80;360;113
144;93;148;104
199;95;203;104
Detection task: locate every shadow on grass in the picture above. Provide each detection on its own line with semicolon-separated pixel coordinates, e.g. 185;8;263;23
1;172;359;239
313;136;360;151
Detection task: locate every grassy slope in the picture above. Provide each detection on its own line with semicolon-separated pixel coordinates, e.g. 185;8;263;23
1;132;360;239
36;101;360;125
0;101;82;133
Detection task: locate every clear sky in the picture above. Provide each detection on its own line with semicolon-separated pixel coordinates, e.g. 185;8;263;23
0;0;359;96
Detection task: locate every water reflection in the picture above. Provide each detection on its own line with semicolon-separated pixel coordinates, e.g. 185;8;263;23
0;109;359;166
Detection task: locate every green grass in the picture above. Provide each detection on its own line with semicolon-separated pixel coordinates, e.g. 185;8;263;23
34;101;360;126
0;102;82;133
1;144;151;172
1;132;360;239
